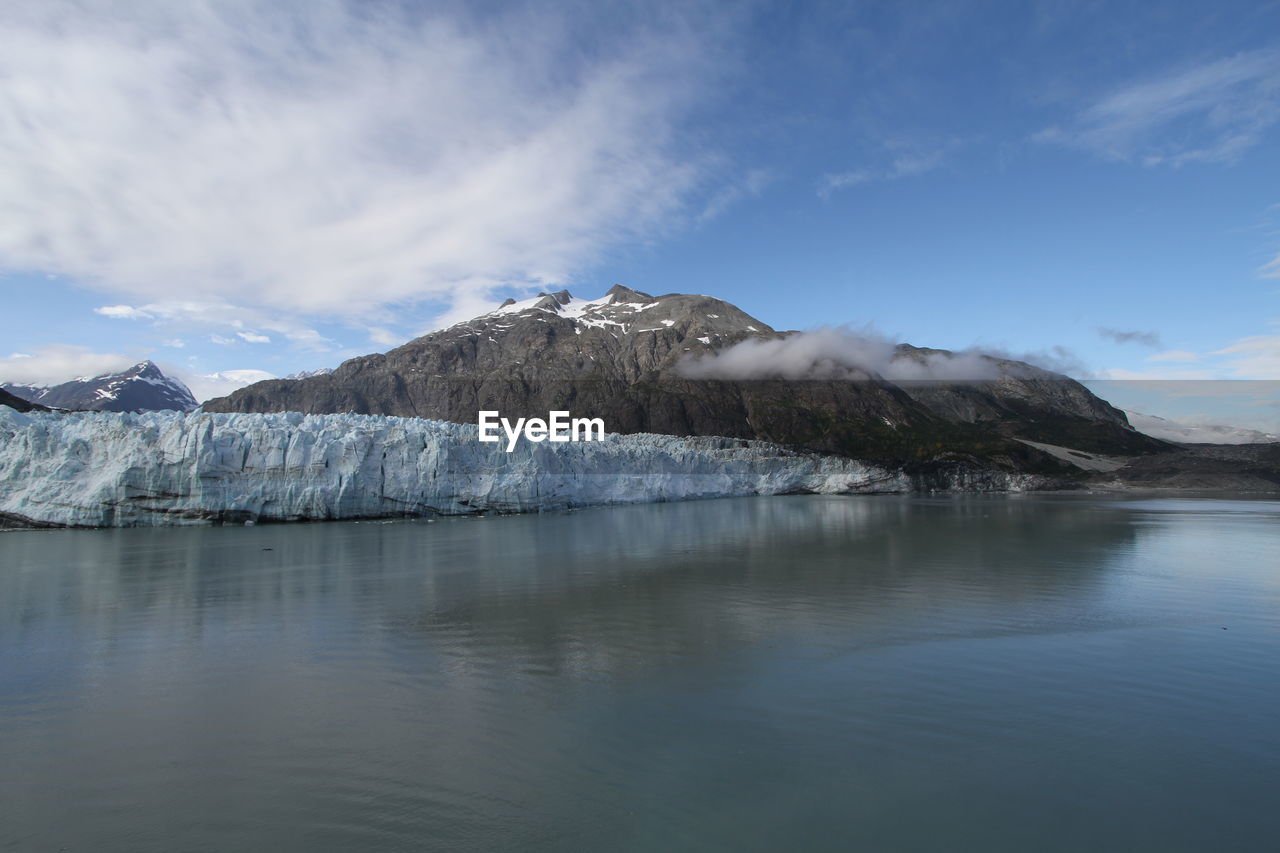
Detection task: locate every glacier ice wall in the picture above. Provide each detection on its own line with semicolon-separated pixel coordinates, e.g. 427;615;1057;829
0;408;943;527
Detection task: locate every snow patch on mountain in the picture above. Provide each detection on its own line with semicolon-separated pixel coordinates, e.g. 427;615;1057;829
475;286;719;340
2;383;48;401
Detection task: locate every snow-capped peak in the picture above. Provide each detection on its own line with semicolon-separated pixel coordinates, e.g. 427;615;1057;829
487;286;656;320
469;285;752;341
285;368;334;380
2;360;198;412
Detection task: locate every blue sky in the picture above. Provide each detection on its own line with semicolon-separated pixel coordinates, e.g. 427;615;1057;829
0;0;1277;426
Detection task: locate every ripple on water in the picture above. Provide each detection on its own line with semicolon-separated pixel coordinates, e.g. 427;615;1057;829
1;495;1279;852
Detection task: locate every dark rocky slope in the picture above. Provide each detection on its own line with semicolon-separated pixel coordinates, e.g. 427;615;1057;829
1;387;47;413
1099;442;1280;491
205;286;1165;476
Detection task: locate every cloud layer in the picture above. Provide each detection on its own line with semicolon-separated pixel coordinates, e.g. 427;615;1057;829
0;346;138;386
677;327;1008;382
0;1;711;321
1212;334;1280;378
818;139;958;197
1036;50;1280;165
1104;330;1280;380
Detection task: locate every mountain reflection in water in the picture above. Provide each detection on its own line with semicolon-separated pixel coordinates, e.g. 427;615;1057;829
2;495;1277;853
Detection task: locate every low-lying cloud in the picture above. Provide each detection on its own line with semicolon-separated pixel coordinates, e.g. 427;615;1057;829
0;346;139;387
1125;410;1279;445
676;327;1013;382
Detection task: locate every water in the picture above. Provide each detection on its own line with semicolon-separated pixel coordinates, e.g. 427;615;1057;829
2;495;1278;852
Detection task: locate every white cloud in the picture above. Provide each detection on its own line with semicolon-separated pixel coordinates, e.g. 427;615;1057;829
698;169;773;223
0;345;138;385
1147;349;1201;363
1036;50;1280;165
677;326;1007;382
236;331;271;344
0;1;714;326
175;368;277;404
1212;334;1280;378
367;327;408;348
95;300;333;351
819;139;957;197
420;289;523;334
94;305;152;319
1103;328;1280;380
209;335;236;346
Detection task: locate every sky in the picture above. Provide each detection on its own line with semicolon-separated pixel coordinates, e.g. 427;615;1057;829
0;0;1277;427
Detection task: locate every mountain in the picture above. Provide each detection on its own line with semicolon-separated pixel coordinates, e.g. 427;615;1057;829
1126;411;1279;445
285;368;334;380
0;387;48;413
3;360;198;412
203;285;1163;472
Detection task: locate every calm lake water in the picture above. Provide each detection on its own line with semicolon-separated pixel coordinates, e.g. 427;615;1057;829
2;495;1278;852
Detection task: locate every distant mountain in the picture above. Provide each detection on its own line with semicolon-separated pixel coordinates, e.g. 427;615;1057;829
202;369;277;386
1;383;49;403
0;387;48;413
3;360;197;412
1127;411;1279;445
204;285;1163;471
285;368;334;380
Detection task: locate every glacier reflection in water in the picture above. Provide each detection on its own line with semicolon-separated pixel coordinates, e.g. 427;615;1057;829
2;495;1279;852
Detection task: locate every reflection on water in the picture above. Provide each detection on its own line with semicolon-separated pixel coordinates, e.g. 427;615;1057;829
2;495;1278;852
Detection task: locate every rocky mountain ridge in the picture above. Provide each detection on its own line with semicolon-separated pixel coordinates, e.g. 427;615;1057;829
204;285;1164;473
3;360;197;413
0;387;48;413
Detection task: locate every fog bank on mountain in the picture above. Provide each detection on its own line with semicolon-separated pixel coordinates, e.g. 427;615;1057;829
676;326;1005;382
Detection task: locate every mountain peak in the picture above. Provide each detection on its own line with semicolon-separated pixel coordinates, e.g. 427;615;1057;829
1;360;196;412
605;284;653;303
128;360;164;379
201;284;1151;463
533;290;573;310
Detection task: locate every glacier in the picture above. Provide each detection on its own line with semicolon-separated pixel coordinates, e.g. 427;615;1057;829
0;408;1042;528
